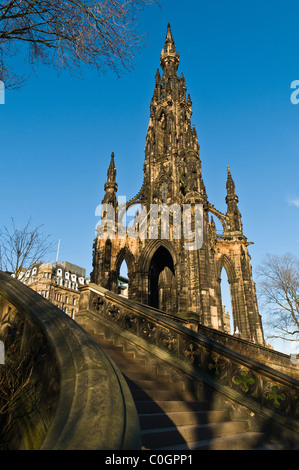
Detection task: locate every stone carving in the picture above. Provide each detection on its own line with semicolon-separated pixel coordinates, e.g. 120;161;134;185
92;289;299;424
92;24;264;347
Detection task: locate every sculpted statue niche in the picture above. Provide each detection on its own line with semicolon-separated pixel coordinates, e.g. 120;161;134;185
157;111;168;155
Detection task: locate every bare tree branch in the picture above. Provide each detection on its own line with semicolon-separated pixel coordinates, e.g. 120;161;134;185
0;218;54;279
0;0;158;88
257;253;299;345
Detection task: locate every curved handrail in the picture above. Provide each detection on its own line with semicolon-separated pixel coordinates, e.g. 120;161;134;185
79;283;299;438
0;271;141;450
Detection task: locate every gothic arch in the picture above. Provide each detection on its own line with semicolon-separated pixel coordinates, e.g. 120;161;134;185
114;247;135;277
217;254;237;284
217;254;241;335
138;239;178;274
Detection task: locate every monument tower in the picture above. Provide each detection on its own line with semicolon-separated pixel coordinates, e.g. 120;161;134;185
91;24;264;344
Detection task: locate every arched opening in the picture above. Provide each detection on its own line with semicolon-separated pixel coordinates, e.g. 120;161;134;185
118;259;129;298
220;267;234;335
148;246;176;314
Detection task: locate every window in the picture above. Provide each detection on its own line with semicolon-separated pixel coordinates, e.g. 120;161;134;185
65;272;70;280
72;298;76;306
57;268;62;277
65;296;68;304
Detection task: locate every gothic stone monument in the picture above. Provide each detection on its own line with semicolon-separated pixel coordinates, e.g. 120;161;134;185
91;24;264;345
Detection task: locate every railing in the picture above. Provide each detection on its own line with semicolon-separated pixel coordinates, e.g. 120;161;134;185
0;271;141;450
143;306;299;380
79;283;299;440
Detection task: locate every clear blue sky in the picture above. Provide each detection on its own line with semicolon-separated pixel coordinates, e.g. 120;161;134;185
1;0;299;353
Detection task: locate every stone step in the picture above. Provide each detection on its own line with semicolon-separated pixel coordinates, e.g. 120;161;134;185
101;348;148;366
118;363;159;376
82;325;271;450
156;431;265;450
96;342;124;352
135;400;211;414
102;347;136;360
123;371;171;382
141;420;249;449
139;410;230;429
90;334;121;348
127;378;185;392
130;388;197;402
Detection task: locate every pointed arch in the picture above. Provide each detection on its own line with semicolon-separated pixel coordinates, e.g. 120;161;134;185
110;246;135;297
114;247;135;277
148;246;176;313
217;254;237;284
138;240;178;314
138;239;178;274
217;254;238;335
220;268;234;335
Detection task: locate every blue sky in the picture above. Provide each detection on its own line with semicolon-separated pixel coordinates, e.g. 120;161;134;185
1;0;299;353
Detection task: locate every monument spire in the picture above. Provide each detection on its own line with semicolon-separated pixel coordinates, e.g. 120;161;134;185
225;166;243;233
160;23;180;78
102;152;117;207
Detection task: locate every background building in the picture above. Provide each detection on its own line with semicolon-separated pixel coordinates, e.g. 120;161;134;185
22;261;88;319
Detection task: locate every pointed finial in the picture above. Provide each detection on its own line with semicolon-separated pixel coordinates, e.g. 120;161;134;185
226;165;235;195
102;152;117;206
107;152;116;182
160;23;179;76
164;23;175;51
166;23;172;37
225;165;243;232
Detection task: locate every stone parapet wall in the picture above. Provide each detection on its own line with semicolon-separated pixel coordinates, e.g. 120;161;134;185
0;271;141;450
182;321;299;381
79;283;299;448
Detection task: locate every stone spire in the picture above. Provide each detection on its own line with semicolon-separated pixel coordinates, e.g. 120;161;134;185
225;166;243;233
102;152;117;207
142;24;207;205
160;23;180;78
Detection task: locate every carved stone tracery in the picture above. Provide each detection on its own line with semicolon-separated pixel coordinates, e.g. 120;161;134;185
91;24;264;346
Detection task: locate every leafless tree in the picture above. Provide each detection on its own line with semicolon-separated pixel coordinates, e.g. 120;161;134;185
257;253;299;345
0;0;157;88
0;218;54;279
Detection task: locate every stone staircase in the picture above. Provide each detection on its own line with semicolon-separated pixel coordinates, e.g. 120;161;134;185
87;328;280;450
